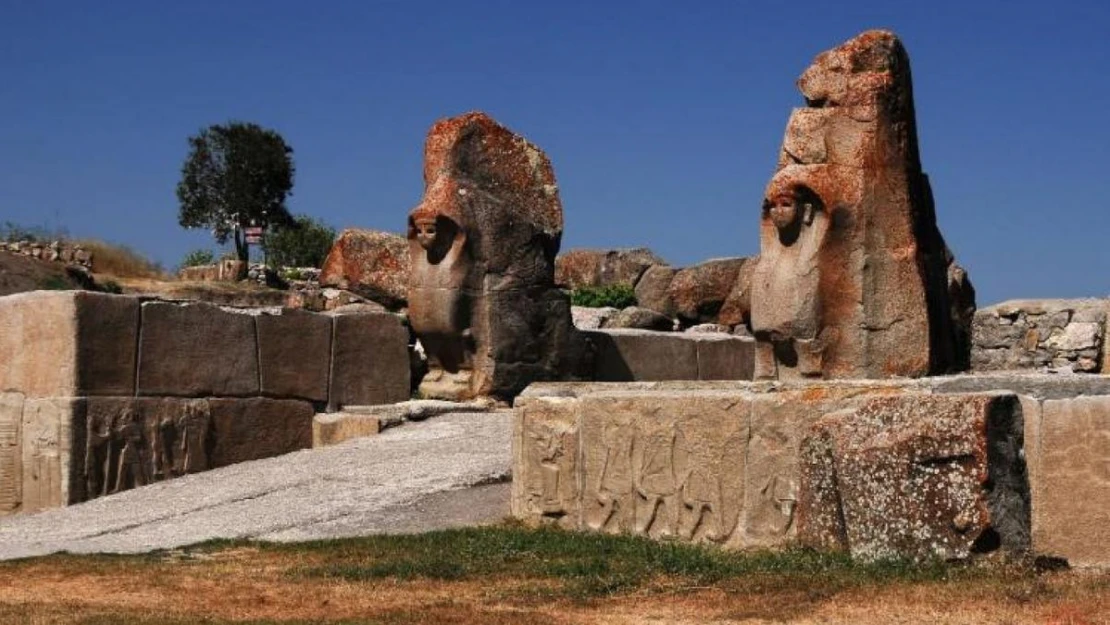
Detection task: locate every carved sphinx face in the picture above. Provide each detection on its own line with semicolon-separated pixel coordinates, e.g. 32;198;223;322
413;217;438;251
768;195;800;231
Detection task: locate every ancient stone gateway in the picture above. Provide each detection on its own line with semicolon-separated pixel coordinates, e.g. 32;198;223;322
750;30;974;381
408;111;588;401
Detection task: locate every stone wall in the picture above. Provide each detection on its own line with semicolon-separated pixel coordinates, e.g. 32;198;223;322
0;291;410;515
0;240;93;269
971;299;1108;373
511;374;1110;566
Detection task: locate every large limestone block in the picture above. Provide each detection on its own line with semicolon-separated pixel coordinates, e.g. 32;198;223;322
512;393;582;530
696;335;755;381
0;392;24;513
21;397;84;513
137;301;259;397
256;308;332;402
798;394;1030;560
588;330;699;381
208;398;314;468
319;229;410;310
0;291;139;397
1035;396;1110;567
578;392;750;544
328;312;410;410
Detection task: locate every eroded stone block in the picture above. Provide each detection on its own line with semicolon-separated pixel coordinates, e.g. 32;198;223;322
208;398;314;468
1035;396;1110;567
138;301;259;397
798;394;1030;560
257;308;332;402
328;312;410;410
696;335;755;381
588;330;699;381
0;292;138;397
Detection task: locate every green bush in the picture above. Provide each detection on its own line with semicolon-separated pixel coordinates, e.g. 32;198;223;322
263;215;336;269
570;283;637;309
180;248;216;268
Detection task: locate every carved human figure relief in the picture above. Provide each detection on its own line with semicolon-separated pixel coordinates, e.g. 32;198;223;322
0;393;23;513
674;426;745;543
759;475;799;536
524;420;577;519
176;401;211;474
112;407;149;493
589;422;635;532
632;422;680;538
751;178;829;380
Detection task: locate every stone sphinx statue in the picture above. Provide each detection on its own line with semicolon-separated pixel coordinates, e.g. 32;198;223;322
751;30;974;380
407;112;588;400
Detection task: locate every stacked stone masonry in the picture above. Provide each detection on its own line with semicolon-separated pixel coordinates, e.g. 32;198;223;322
512;374;1110;566
0;290;410;515
972;299;1109;373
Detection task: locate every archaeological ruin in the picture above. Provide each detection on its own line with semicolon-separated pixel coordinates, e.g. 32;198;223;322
1;29;1108;573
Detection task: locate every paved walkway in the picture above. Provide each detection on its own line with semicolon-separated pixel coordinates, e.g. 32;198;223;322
0;411;512;560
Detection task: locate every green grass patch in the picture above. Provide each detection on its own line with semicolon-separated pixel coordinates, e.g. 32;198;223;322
174;524;987;599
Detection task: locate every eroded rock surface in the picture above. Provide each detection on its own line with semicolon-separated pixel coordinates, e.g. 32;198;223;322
750;30;973;381
319;229;410;310
555;248;664;290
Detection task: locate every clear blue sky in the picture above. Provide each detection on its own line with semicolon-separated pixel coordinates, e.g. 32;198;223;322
1;0;1107;305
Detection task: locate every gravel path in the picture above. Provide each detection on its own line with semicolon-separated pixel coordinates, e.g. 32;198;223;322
0;411;512;560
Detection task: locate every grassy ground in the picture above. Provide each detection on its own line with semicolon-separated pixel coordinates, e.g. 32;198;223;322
0;524;1107;624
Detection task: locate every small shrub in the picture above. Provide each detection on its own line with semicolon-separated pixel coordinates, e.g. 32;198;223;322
570;283;637;309
75;240;165;279
100;280;123;294
180;248;216;268
39;275;71;291
281;267;305;281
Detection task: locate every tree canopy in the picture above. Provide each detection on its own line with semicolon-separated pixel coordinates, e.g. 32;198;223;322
176;122;295;262
263;215;336;269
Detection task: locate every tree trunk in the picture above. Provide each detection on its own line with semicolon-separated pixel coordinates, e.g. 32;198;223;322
234;228;249;263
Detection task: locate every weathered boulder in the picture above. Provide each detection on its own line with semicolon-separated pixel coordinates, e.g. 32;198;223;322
555;248;665;290
750;30;974;380
571;306;618;330
407;111;588;400
634;265;678;319
717;258;757;328
319;229;409;310
603;306;673;331
667;257;750;325
798;394;1029;560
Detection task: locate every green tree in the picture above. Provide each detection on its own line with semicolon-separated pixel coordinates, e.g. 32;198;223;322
176;122;295;263
263;214;336;268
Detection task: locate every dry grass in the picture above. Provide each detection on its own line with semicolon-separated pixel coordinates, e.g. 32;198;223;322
0;527;1107;624
75;239;166;279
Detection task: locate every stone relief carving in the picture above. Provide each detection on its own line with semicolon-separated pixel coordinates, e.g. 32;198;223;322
22;400;66;511
0;393;23;512
522;418;577;521
86;400;212;500
584;414;746;544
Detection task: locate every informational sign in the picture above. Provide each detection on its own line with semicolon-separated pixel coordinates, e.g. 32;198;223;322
244;226;264;245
